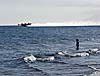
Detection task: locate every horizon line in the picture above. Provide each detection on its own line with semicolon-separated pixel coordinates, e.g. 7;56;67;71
0;22;100;26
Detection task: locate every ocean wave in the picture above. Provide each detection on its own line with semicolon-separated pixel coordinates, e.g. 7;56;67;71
23;54;55;63
57;48;100;57
23;48;100;63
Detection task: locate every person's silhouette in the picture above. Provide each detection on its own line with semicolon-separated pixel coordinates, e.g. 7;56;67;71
76;39;79;50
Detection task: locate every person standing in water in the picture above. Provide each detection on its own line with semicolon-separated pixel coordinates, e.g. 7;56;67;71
76;39;79;50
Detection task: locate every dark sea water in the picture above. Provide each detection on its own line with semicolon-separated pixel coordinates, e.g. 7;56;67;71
0;26;100;76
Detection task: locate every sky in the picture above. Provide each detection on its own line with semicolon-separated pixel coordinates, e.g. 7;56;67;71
0;0;100;25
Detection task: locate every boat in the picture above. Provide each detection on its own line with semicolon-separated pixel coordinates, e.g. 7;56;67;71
18;22;32;27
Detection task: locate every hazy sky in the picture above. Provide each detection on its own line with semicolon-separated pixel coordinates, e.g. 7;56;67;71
0;0;99;24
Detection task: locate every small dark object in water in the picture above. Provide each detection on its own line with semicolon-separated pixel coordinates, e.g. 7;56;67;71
76;39;79;50
18;23;32;27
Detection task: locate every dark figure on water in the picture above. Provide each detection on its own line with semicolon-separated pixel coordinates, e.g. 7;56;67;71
76;39;79;50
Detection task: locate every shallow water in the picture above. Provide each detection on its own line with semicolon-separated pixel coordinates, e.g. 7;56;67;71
0;26;100;76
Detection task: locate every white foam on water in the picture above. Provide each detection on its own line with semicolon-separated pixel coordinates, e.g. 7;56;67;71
90;48;98;52
24;54;55;62
37;56;55;61
57;51;65;56
23;54;36;62
23;48;99;63
73;52;89;57
57;51;90;57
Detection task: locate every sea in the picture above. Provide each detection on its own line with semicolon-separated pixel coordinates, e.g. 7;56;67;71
0;26;100;76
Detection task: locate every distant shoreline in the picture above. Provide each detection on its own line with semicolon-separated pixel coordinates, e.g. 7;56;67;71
0;25;100;27
0;23;100;27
